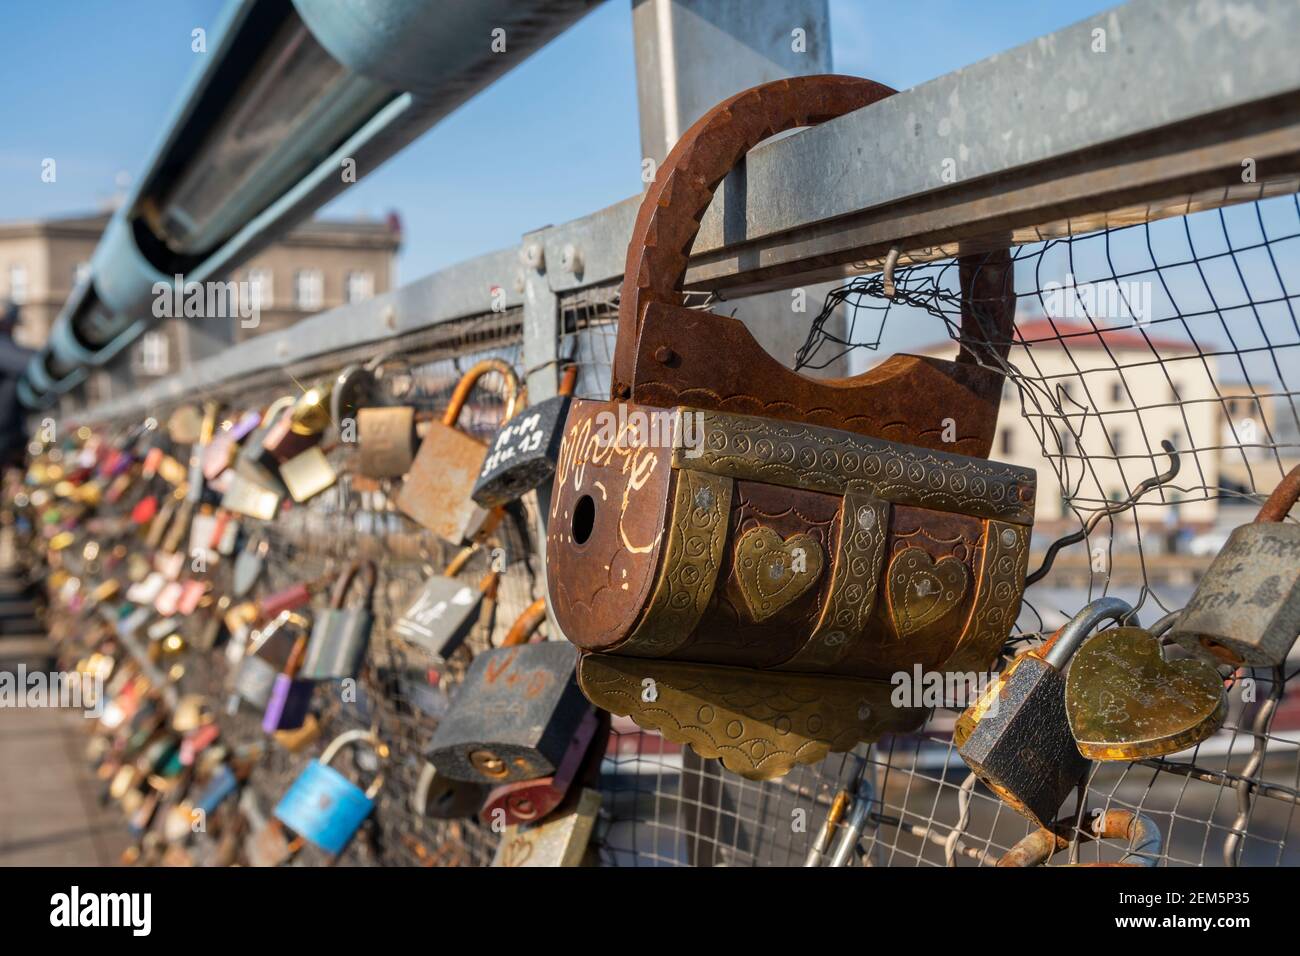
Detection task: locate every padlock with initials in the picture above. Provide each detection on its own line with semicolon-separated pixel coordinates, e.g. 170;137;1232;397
395;359;520;544
957;599;1132;827
427;637;589;785
474;600;601;827
545;75;1032;782
1171;464;1300;667
302;560;376;680
393;549;498;661
471;364;577;509
273;730;387;855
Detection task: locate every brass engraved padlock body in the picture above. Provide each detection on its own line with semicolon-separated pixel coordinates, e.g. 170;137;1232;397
547;401;1033;779
543;76;1029;781
1171;465;1300;666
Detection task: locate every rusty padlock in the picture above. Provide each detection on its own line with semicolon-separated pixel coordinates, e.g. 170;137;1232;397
476;599;603;828
427;600;590;786
1172;464;1300;667
997;809;1161;867
394;359;521;545
545;75;1031;781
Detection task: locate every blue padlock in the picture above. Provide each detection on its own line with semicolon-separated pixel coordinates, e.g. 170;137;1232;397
273;729;387;855
194;764;239;818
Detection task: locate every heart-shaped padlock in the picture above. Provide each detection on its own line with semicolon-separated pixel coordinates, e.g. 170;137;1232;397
1065;626;1226;761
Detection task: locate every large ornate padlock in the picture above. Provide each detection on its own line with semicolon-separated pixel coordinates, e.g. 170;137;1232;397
471;364;578;509
1171;464;1300;667
957;599;1133;827
302;560;377;680
545;75;1032;780
427;627;590;785
395;359;520;544
273;729;387;855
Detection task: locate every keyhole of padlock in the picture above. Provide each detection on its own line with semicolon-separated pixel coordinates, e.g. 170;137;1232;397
470;749;508;779
572;495;595;545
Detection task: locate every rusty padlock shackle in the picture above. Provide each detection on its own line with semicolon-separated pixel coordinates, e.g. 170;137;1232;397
610;73;1017;402
442;545;500;601
501;597;548;647
328;559;377;610
997;809;1161;867
318;729;389;800
1255;463;1300;524
443;359;521;431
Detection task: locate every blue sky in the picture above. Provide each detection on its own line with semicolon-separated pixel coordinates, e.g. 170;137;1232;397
0;0;1120;282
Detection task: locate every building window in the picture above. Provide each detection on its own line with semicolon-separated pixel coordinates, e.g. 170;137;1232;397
8;264;27;304
345;270;374;304
999;429;1014;455
1109;428;1124;454
138;331;169;376
294;269;323;310
1169;381;1182;403
74;261;91;287
247;268;273;309
1110;380;1124;404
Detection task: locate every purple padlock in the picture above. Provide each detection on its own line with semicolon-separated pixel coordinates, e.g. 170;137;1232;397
262;628;315;733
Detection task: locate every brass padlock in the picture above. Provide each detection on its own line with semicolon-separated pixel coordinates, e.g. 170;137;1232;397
279;444;337;503
357;406;417;478
1171;464;1300;667
261;382;332;463
545;76;1030;781
957;598;1133;827
395;359;520;544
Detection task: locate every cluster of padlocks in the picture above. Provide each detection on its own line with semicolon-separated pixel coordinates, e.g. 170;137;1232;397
14;77;1300;868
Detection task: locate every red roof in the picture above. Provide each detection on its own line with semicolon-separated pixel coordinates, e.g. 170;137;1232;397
1011;319;1194;353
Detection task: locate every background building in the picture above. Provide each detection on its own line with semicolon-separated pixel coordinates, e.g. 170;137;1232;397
0;211;401;394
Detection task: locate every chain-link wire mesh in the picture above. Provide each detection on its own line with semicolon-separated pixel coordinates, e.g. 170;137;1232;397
39;189;1300;868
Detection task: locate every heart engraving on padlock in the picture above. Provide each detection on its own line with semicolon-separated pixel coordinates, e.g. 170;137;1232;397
1065;626;1226;761
734;527;823;622
887;547;969;637
499;836;534;867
